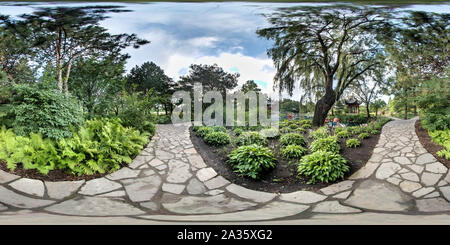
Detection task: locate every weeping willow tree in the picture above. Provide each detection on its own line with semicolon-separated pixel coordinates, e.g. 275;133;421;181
257;5;391;126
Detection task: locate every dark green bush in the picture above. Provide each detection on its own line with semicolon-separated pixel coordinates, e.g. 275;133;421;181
232;127;244;136
204;131;231;146
192;125;203;132
280;144;308;159
338;114;368;125
237;132;267;146
211;126;227;132
336;130;351;138
227;144;276;179
310;136;340;153
196;126;214;138
309;127;329;140
116;91;156;134
358;132;370;139
346;138;361;148
297;150;349;184
280;133;307;147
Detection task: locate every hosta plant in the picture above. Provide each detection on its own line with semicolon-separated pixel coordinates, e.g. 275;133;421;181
346;138;361;148
280;133;307;147
297;150;349;184
309;127;329;140
358;133;370;140
227;144;276;179
280;144;308;159
310;136;340;153
196;126;214;138
237;132;267;146
203;131;231;146
336;130;351;138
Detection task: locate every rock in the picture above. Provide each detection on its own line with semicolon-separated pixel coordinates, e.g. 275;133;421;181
416;198;450;212
205;190;225;196
320;180;354;195
45;196;145;216
409;165;424;174
162;183;185;194
106;167;140;180
155;149;174;161
400;172;419;182
423;191;440;198
226;184;277;203
129;155;151;169
333;191;352;199
204;176;230;189
425;162;447;174
375;162;401;179
0;203;7;211
140;201;159;211
149;158;165;167
45;180;85;199
187;154;207;169
412;187;435;198
280;190;327;204
155;165;167;171
349;163;379;179
98;190;126;197
0;186;55;208
78;178;122;196
420;172;442;186
393;157;412;165
9;178;45;197
399;180;422;193
196;167;217;182
440;186;450;201
166;159;192;184
162;194;257;214
312;201;361;213
184;148;197;154
0;169;20;184
344;179;412;212
186;178;207;195
386;177;402;185
415;153;435;165
122;175;162;202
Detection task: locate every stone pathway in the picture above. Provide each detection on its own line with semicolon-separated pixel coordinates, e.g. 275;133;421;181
0;117;449;223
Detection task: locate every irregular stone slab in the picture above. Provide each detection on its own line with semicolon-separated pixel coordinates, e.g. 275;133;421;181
416;153;435;165
320;180;354;195
166;159;192;184
349;163;378;179
0;186;55;208
78;178;122;196
312;201;361;213
145;201;308;222
106;167;140;180
45;196;145;216
412;187;435;198
184;148;197;154
333;191;352;199
155;165;167;171
162;183;185;194
344;179;413;212
386;177;402;185
438;180;447;187
155;149;174;161
129;155;151;169
45;180;85;199
206;190;225;196
0;203;7;211
162;194;257;214
399;180;422;193
393;157;412;165
375;162;401;179
416;198;450;212
0;169;20;184
280;190;327;204
149;158;165;167
98;190;126;197
440;186;450;201
425;162;447;174
186;178;207;195
401;172;419;182
140;201;159;211
424;191;440;199
445;171;450;183
123;175;162;202
421;172;442;186
9;178;45;197
204;176;230;189
409;165;424;174
187;154;207;169
196;167;217;182
226;184;276;203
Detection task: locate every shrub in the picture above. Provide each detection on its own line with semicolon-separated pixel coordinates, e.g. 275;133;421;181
310;136;340;153
309;127;328;140
358;133;370;140
334;127;345;134
289;124;298;129
346;138;361;148
280;127;291;134
280;133;307;147
294;127;306;134
211;126;227;132
338;114;368;125
237;132;267;146
368;128;379;135
297;150;349;184
192;125;203;132
6;84;84;140
156;114;171;124
196;127;214;138
116;91;156;134
233;127;244;136
299;120;312;128
429;130;450;160
261;128;279;139
204;131;231;146
336;130;350;138
280;144;308;159
227;144;276;179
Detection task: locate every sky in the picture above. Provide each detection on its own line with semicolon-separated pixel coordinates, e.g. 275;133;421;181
1;1;449;101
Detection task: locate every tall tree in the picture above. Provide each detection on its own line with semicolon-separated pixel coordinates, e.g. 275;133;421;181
241;80;261;93
257;5;390;126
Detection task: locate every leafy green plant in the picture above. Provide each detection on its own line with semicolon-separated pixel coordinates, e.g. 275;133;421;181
280;127;291;134
237;131;267;146
294;127;306;134
227;144;276;179
280;144;307;159
289;124;298;129
204;131;231;146
309;127;328;140
429;130;450;160
280;133;307;147
196;126;214;138
297;150;349;184
233;127;244;136
261;128;279;139
211;126;227;132
192;125;203;132
336;130;350;138
346;138;361;148
358;132;370;139
310;136;340;153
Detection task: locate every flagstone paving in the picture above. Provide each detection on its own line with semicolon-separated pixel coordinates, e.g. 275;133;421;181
0;117;450;223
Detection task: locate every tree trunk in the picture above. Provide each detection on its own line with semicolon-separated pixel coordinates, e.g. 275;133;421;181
312;90;336;127
366;104;371;119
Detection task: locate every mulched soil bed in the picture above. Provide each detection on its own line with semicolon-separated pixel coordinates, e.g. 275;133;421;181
415;120;450;168
190;127;380;193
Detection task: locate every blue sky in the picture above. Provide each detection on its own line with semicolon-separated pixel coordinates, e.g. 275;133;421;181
1;2;449;99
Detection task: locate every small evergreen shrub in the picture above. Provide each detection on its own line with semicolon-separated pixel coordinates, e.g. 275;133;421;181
192;125;203;132
280;133;307;147
227;144;276;179
237;132;267;146
233;127;244;136
196;127;214;138
310;136;340;153
280;144;308;159
309;127;329;140
211;126;227;132
358;132;370;140
336;130;351;138
297;150;349;184
346;138;361;148
204;131;231;146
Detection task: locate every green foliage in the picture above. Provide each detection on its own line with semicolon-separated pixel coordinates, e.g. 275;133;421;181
297;150;349;184
429;130;450;160
6;84;83;140
196;127;214;138
227;144;276;179
289;124;298;129
211;126;227;132
338;114;369;125
294;127;306;134
115;90;157;134
203;131;231;146
309;127;329;140
346;138;361;148
232;127;244;136
261;128;279;139
280;144;308;159
310;136;340;154
280;133;307;147
358;133;370;139
192;125;203;132
156;114;171;124
334;127;345;134
336;130;351;138
237;132;267;146
280;127;291;134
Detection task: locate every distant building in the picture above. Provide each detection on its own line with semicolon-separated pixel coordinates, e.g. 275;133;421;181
345;97;360;114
